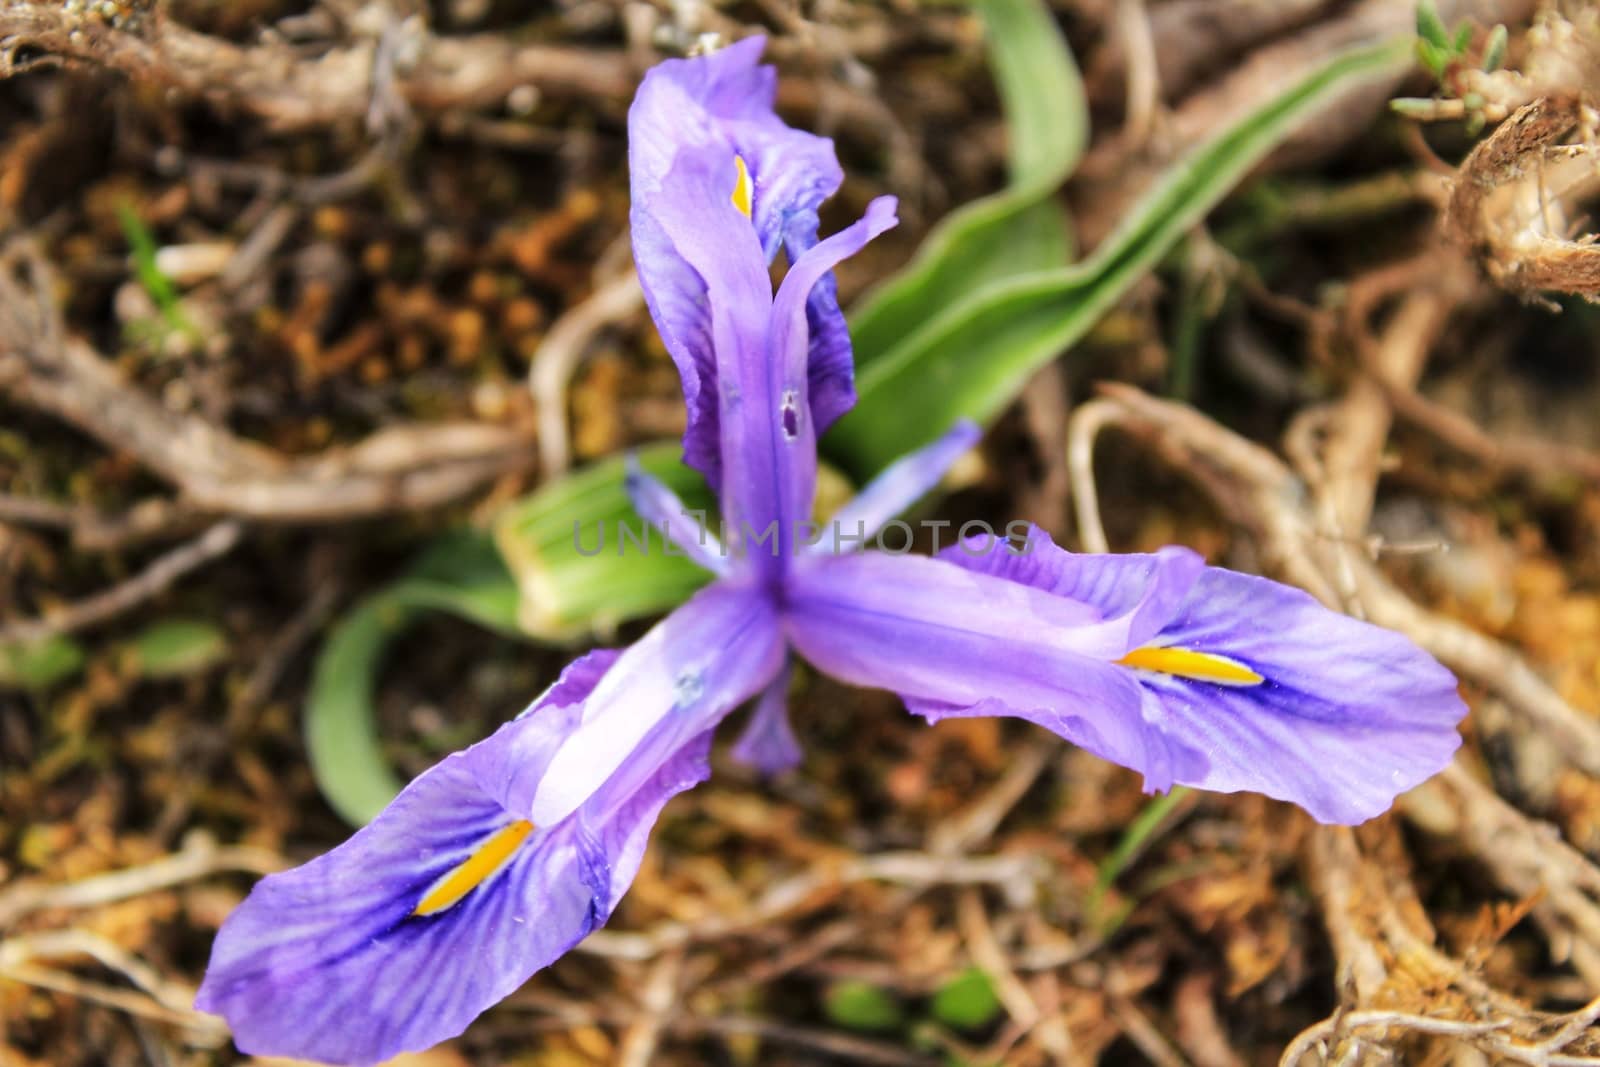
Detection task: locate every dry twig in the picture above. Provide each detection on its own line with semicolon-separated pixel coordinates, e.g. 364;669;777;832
0;2;904;151
579;849;1044;961
0;4;629;132
0;240;534;523
529;270;645;478
0;830;284;928
0;520;242;644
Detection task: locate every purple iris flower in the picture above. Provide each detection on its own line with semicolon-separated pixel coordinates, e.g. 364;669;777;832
196;38;1466;1065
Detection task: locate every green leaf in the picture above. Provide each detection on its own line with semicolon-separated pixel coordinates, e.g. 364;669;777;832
1415;38;1449;76
493;444;715;642
1482;24;1508;72
305;529;522;826
825;980;905;1032
1087;786;1193;935
0;635;86;691
115;200;199;345
824;37;1412;479
930;968;1002;1031
1415;0;1450;48
849;0;1085;368
127;618;228;678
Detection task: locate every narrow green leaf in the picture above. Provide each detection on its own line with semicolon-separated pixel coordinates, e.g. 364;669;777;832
1415;0;1449;48
930;968;1003;1031
1087;785;1193;934
1415;38;1448;76
0;634;86;691
115;201;198;344
305;599;409;825
305;530;522;825
127;618;228;678
1482;24;1508;72
493;445;714;642
849;0;1085;366
825;37;1412;479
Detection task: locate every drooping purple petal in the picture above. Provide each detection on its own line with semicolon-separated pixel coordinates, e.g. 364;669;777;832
783;550;1204;781
819;419;982;553
731;657;802;774
767;195;899;551
624;453;727;575
938;527;1467;823
196;651;710;1065
530;578;785;826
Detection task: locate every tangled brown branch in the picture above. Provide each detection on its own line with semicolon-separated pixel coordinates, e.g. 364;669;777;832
0;239;534;525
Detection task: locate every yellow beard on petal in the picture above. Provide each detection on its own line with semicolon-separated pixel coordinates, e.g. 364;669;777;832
732;155;754;219
1116;646;1264;687
412;820;536;917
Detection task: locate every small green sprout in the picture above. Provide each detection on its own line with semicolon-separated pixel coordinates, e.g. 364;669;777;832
115;200;202;352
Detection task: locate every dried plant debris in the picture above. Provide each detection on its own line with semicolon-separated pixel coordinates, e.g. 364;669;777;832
3;2;1600;1066
1448;95;1600;300
1416;9;1600;299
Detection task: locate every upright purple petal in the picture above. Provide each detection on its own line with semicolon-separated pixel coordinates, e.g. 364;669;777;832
196;651;709;1065
628;209;722;479
768;196;898;551
630;37;842;266
788;230;857;435
629;37;860;485
820;420;982;553
628;38;772;203
644;143;794;555
782;551;1203;782
625;453;728;575
727;95;853;431
634;141;773;531
939;527;1466;823
530;578;785;826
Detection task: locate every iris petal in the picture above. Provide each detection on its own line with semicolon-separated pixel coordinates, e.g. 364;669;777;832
645;141;784;547
767;195;899;551
820;420;982;552
629;36;860;489
783;551;1193;779
530;580;785;826
624;454;727;575
195;650;712;1065
937;526;1466;823
731;657;802;774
